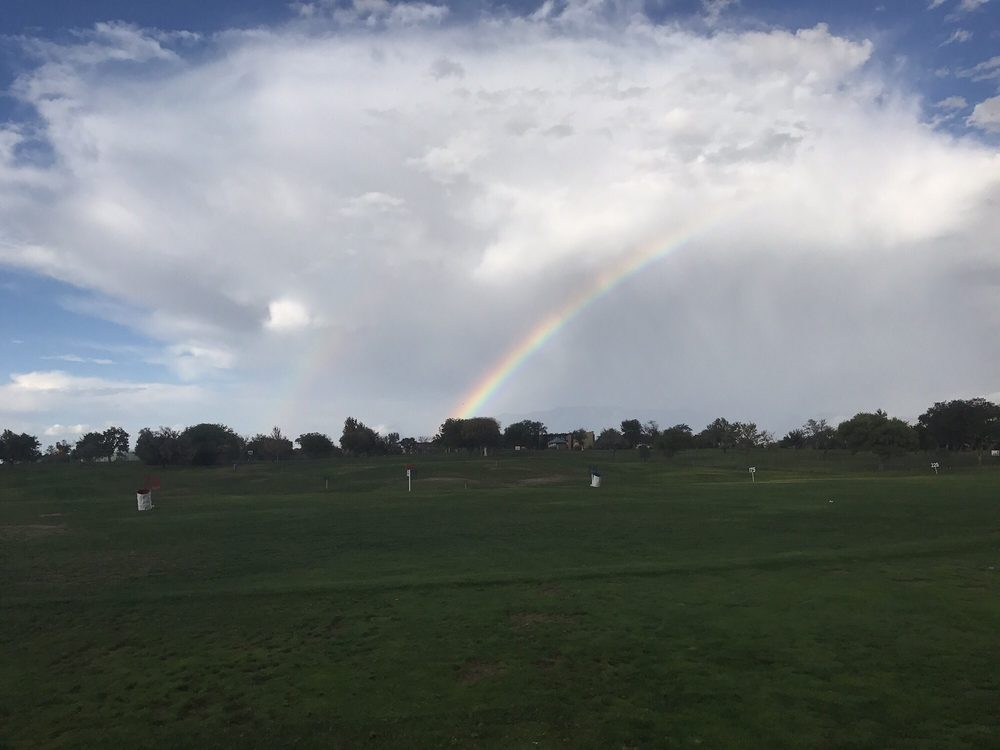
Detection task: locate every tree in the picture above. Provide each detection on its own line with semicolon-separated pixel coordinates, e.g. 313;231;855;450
620;419;643;449
0;430;41;463
436;418;464;451
570;428;590;450
503;420;548;449
696;418;737;451
803;419;837;450
71;427;129;462
296;432;337;459
380;431;402;455
340;417;381;455
248;427;294;461
42;440;73;463
595;428;626;450
837;410;917;469
435;417;501;451
180;423;245;465
779;429;805;448
72;432;106;462
917;398;1000;458
657;424;694;455
461;417;501;451
102;427;130;461
732;422;771;451
135;427;184;466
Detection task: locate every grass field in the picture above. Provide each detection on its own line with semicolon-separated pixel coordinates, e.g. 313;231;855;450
2;450;999;749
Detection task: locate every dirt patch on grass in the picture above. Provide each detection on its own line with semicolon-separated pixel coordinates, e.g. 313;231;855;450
532;652;568;672
0;524;66;541
538;582;566;598
509;611;575;630
456;659;506;685
517;475;571;486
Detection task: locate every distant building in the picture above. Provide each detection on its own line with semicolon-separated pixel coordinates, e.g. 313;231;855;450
546;431;595;450
547;435;569;450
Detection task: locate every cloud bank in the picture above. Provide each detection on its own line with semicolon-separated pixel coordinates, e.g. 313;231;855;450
1;2;998;437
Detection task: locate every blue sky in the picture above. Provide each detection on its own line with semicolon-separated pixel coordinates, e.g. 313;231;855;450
1;0;998;445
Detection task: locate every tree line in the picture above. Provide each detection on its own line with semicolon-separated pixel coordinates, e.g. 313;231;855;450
1;397;997;467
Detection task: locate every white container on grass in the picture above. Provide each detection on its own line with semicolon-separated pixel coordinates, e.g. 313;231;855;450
136;490;152;511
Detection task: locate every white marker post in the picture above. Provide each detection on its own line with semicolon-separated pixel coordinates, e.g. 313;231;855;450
931;462;940;475
407;468;412;492
749;466;757;484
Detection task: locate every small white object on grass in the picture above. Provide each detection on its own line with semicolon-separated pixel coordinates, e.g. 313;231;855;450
136;490;152;511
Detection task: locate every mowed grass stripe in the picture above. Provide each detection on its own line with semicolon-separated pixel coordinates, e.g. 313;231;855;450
4;530;998;607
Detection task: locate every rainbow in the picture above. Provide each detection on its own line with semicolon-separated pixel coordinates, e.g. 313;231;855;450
270;324;347;431
452;205;735;419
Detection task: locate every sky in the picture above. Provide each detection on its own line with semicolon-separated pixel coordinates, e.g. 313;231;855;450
0;0;998;446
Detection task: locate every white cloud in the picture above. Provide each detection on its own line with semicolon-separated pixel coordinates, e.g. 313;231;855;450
20;21;180;67
340;191;406;217
940;29;972;45
1;370;202;408
935;95;968;109
958;55;1000;81
11;371;84;392
43;423;89;436
0;370;208;440
293;0;448;26
968;95;1000;132
703;0;739;25
928;0;947;8
158;343;235;380
42;354;115;365
1;11;998;436
959;0;989;10
265;299;311;331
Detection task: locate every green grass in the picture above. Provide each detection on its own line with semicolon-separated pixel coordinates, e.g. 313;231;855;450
2;450;999;749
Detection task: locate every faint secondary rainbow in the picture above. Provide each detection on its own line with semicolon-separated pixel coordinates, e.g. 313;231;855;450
453;206;732;419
